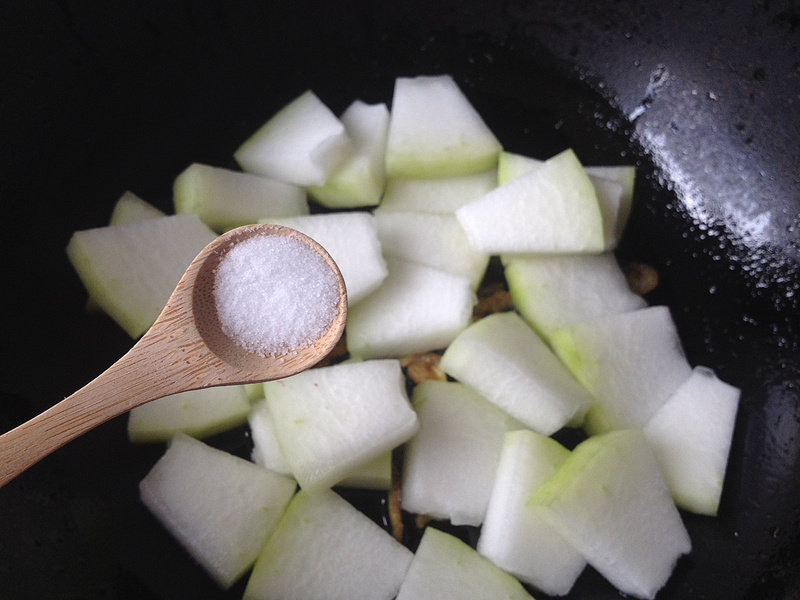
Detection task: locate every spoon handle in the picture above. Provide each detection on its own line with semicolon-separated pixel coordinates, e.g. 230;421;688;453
0;321;214;488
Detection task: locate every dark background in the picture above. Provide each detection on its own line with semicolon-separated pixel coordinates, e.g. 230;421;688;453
1;2;798;599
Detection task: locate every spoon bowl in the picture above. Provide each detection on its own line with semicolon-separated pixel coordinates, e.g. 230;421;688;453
0;224;348;487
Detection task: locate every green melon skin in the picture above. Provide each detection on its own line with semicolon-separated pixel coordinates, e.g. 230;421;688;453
385;74;502;178
395;526;534;600
439;311;593;436
643;366;741;516
139;433;296;590
66;214;217;338
529;429;691;600
401;381;524;526
456;148;605;254
174;162;308;232
477;430;586;596
127;385;251;443
244;489;413;600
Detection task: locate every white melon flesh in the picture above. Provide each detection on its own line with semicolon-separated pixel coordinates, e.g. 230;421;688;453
248;398;293;475
498;151;635;209
308;100;390;208
260;211;387;305
244;489;413;600
173;163;307;231
85;192;163;312
496;150;634;247
550;305;693;430
379;170;497;213
401;381;524;526
478;430;585;596
346;256;475;360
234;89;351;186
139;433;296;589
585;164;636;232
66;214;217;338
456;149;605;254
109;191;164;225
127;385;251;443
264;359;418;492
502;252;646;341
385;75;502;178
529;429;691;599
395;527;534;600
439;312;593;435
644;366;741;515
590;174;625;249
374;209;490;289
249;398;392;490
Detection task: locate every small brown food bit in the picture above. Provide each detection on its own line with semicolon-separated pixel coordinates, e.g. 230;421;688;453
472;281;514;319
624;261;659;296
399;352;447;384
389;449;404;543
414;514;432;530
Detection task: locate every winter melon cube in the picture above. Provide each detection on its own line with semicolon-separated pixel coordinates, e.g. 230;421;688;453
264;359;418;492
478;430;585;596
643;366;741;515
346;256;475;360
456;149;605;254
496;150;634;247
395;527;534;600
379;170;497;213
249;398;392;490
584;164;636;232
503;252;646;341
374;209;490;289
66;214;217;338
244;489;413;600
439;312;593;435
127;385;251;443
385;75;502;178
307;100;390;208
550;305;693;430
401;381;524;526
260;211;387;305
234;89;351;186
173;163;307;231
248;398;293;475
109;191;164;225
139;433;296;589
529;429;691;599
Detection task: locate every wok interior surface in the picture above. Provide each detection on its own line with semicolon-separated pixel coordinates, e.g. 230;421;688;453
1;2;798;599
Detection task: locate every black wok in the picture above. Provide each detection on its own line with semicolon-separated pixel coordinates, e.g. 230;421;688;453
1;1;798;599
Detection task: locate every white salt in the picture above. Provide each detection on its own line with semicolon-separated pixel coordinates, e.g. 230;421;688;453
214;234;340;356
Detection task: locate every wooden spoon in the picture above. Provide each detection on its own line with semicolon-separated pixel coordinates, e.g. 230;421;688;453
0;224;347;487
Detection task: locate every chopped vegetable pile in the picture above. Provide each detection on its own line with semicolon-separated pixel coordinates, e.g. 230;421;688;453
68;74;740;600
